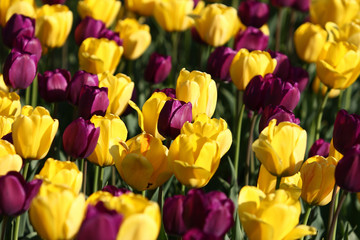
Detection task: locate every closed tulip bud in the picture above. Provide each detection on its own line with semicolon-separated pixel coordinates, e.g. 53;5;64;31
207;46;236;82
29;182;86;240
308;139;330;158
38;69;71;102
294;22;327;63
176;68;217;119
74;16;106;45
253;119;307;177
79;37;124;74
12;106;59;160
234;27;269;51
238;1;269;28
145;52;172;84
259;105;300;133
62;118;100;159
0;91;21;117
230;49;277;91
287;66;309;92
13;36;42;63
36;4;73;48
0;140;22;176
271;0;295;7
2;14;35;48
3;49;37;90
268;50;290;80
154;88;176;98
126;0;158;16
238;186;317;240
67;70;99;106
78;0;121;27
0;116;14;139
158;99;192;139
163;195;187;235
292;0;309;12
0;171;42;216
3;1;36;26
42;0;67;5
154;0;194;32
78;86;109;119
99;28;122;46
335;145;360;192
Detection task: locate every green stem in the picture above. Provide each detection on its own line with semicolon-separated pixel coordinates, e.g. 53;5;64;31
245;113;258;186
1;216;7;240
171;31;179;88
31;75;38;108
300;205;313;240
327;191;348;240
12;216;20;240
275;7;284;52
93;165;99;193
22;160;30;181
327;186;338;233
25;86;31;106
99;167;104;190
234;101;245;183
275;177;282;190
82;159;87;194
112;166;116;186
344;84;352;110
315;89;330;141
181;184;186;195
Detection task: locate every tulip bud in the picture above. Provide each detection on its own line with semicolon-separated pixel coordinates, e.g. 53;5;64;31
0;140;22;176
238;1;269;28
207;46;236;82
78;0;121;27
42;0;67;5
271;0;295;7
234;27;269;51
154;88;176;98
74;16;106;45
126;0;158;16
268;50;290;80
2;14;35;48
3;49;37;89
78;86;109;119
144;53;172;84
0;91;21;117
335;145;360;192
13;36;42;63
158;99;192;139
163;195;187;235
243;74;274;112
308;139;330;158
99;28;122;46
67;71;99;106
0;171;42;216
38;69;71;102
259;105;300;133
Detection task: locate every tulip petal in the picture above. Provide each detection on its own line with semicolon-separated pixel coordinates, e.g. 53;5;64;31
283;225;317;240
117;214;159;240
173;160;211;188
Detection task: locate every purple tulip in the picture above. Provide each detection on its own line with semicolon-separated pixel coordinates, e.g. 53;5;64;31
0;171;42;216
67;70;99;105
163;195;187;235
268;50;290;80
271;0;295;7
243;74;274;112
78;86;109;119
38;69;71;102
2;14;35;48
259;105;300;132
62;118;100;159
292;0;309;12
74;17;106;45
13;36;42;63
207;47;236;82
99;29;123;46
158;99;192;139
333;110;360;155
183;229;222;240
102;185;131;196
238;1;269;28
335;145;360;192
78;202;123;240
154;88;176;98
234;27;269;51
42;0;67;4
308;139;330;158
145;53;172;84
3;49;37;89
287;66;309;92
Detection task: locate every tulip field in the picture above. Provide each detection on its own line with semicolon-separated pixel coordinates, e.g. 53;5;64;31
1;0;360;239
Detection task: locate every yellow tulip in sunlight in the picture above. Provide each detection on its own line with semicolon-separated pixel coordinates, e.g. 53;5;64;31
0;139;22;176
0;91;21;117
312;76;341;98
0;115;14;138
125;0;158;16
78;0;121;27
1;0;35;26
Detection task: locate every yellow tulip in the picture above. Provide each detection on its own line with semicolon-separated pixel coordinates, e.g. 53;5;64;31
12;106;59;160
0;91;21;117
35;158;83;194
36;4;73;48
98;72;134;116
312;76;341;98
230;49;277;91
0;74;8;92
78;0;121;27
0;139;22;176
294;22;328;63
252;119;307;177
176;68;217;119
300;156;337;206
329;138;343;161
153;0;194;32
181;113;232;158
79;37;124;74
115;18;151;60
29;182;86;240
339;20;360;48
87;113;128;166
115;132;171;191
0;0;35;26
238;186;317;240
0;115;14;138
125;0;158;17
316;41;360;89
168;132;220;188
195;4;240;47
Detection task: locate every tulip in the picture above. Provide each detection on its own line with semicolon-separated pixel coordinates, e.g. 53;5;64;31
88;113;128;167
234;27;269;51
158;99;192;139
294;22;327;63
29;182;86;240
0;74;9;92
333;109;360;155
79;37;124;74
153;0;194;32
63;118;100;159
3;49;37;90
74;16;106;45
99;28;122;46
2;14;35;48
42;0;67;4
287;66;309;92
36;4;73;48
238;1;269;28
12;106;59;160
268;50;290;80
271;0;295;7
154;88;176;98
0;140;22;176
0;171;42;216
292;0;309;12
102;185;130;196
252;119;307;177
338;21;360;49
78;85;109;120
163;195;187;235
98;72;134;117
0;91;21;117
207;46;236;82
144;53;172;84
1;0;36;27
176;68;217;119
230;49;277;91
78;0;121;27
38;69;71;102
335;145;360;192
329;138;343;162
0;116;14;139
238;186;317;240
312;76;341;98
13;36;42;63
308;139;330;158
125;0;158;16
67;70;99;106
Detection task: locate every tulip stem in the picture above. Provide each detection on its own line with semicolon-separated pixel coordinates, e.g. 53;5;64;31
245;113;258;186
1;216;7;240
275;7;284;52
327;191;348;240
275;177;281;190
25;86;31;106
112;166;116;186
99;167;104;190
344;84;352;110
31;75;38;107
12;216;20;240
82;159;87;194
22;160;30;181
300;205;313;240
93;165;99;193
171;31;179;87
315;89;330;141
234;102;245;184
181;184;186;195
327;185;339;237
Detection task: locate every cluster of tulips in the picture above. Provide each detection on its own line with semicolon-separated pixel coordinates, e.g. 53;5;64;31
1;0;360;239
